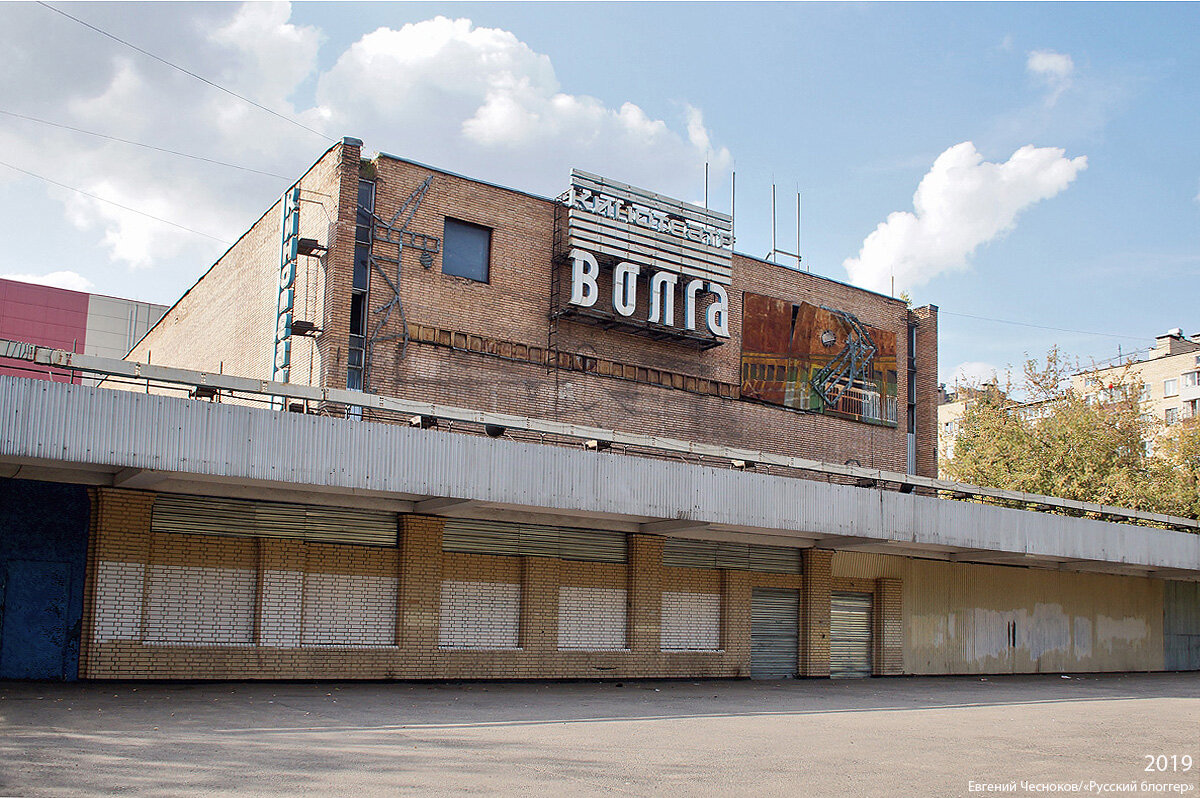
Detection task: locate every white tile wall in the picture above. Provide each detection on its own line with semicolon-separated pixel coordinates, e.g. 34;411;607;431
92;561;144;642
143;565;255;644
301;572;398;646
259;569;304;647
439;580;521;649
661;591;721;651
558;586;627;650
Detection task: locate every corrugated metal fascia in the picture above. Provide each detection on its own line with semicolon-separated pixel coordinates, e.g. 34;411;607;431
4;376;1200;574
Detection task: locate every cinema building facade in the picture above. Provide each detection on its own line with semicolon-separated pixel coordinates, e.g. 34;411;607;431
1;137;1197;681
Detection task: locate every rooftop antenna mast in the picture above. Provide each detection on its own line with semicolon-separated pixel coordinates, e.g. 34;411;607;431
797;190;805;272
768;184;804;270
730;170;736;247
770;184;776;263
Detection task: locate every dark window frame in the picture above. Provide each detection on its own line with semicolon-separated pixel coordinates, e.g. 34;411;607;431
442;217;493;284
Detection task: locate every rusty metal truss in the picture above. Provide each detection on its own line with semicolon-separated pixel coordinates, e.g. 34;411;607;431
362;175;439;393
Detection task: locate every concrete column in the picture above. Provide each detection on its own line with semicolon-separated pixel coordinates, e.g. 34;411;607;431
874;577;904;676
801;548;833;677
398;514;443;651
627;534;663;654
520;555;560;652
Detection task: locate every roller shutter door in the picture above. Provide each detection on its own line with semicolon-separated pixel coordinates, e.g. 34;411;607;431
1164;581;1200;671
152;494;397;547
443;519;626;562
831;592;873;678
750;588;799;679
663;539;801;573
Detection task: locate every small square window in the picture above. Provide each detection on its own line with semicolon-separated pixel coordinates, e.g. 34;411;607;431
1163;378;1178;397
1165;407;1179;425
443;218;491;283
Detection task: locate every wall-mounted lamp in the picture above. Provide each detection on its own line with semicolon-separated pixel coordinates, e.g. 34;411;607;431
731;459;755;470
484;424;507;438
190;385;219;401
585;439;612;451
409;415;438;429
297;238;327;257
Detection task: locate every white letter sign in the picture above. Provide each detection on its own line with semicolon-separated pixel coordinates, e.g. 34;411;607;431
613;262;640;317
648;271;679;326
569;248;600;307
705;283;729;338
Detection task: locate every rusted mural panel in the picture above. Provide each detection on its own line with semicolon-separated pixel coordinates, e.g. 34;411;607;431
740;294;898;426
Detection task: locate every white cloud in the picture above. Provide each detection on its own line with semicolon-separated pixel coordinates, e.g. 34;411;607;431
1;6;728;290
0;2;322;278
314;16;729;197
1;270;95;292
1026;50;1074;106
947;361;1004;388
843;142;1087;295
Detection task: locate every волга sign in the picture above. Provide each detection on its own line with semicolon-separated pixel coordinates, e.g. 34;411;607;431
560;170;733;342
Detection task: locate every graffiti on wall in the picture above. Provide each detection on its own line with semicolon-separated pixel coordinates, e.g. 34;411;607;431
740;294;897;426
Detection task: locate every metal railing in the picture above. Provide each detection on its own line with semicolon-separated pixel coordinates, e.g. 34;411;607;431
2;337;1197;533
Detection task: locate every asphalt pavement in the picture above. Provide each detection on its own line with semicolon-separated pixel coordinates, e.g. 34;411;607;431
2;672;1198;797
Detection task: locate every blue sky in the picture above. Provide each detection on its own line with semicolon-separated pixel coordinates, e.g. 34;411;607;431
1;2;1197;385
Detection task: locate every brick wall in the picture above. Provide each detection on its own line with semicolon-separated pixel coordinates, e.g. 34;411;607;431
82;494;889;681
125;140;351;388
118;144;937;470
801;549;832;677
875;577;904;676
911;305;939;478
356;153;928;470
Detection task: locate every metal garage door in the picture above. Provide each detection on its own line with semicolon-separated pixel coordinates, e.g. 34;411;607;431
751;588;799;679
831;592;873;678
1164;581;1200;671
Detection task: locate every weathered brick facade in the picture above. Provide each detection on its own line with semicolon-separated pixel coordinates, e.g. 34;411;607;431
82;489;917;681
130;141;938;473
94;140;942;680
349;152;938;473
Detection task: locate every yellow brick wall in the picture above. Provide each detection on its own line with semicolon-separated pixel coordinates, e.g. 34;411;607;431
82;495;894;681
801;549;833;677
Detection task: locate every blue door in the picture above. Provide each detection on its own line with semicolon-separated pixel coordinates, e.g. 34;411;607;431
0;561;72;679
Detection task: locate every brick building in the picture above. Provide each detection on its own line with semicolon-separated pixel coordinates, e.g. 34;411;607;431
0;278;166;385
129;138;938;477
1;137;1196;681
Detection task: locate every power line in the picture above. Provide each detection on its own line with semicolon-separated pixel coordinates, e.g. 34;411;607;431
36;1;333;143
0;159;232;244
939;310;1147;343
0;110;290;179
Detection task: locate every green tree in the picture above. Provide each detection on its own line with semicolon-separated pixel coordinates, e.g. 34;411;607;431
944;348;1198;519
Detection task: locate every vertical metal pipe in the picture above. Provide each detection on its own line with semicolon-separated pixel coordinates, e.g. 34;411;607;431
771;184;777;263
797;191;803;271
704;162;709;209
731;170;736;247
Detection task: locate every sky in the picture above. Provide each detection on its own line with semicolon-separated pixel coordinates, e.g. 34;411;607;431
1;2;1197;387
